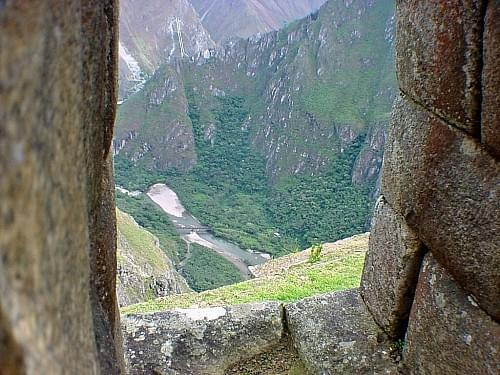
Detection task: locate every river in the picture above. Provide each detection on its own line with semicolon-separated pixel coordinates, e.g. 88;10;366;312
146;183;268;279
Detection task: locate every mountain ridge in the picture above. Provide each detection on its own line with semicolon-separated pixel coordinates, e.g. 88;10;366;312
114;0;396;257
118;0;328;98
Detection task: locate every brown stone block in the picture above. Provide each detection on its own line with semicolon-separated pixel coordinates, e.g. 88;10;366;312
402;254;500;374
361;197;425;338
382;95;500;320
395;0;483;133
482;1;500;158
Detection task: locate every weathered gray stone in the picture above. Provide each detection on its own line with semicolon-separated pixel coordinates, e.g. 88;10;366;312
286;289;398;375
482;1;500;159
402;254;500;374
396;0;483;133
361;196;425;338
0;1;122;374
382;95;500;320
122;302;284;374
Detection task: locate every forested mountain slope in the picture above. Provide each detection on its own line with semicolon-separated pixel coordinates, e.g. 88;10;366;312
115;0;396;256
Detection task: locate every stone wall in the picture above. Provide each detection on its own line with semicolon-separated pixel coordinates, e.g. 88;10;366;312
0;1;123;374
361;1;499;373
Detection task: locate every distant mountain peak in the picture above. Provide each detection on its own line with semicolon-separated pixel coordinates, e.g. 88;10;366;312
191;0;328;42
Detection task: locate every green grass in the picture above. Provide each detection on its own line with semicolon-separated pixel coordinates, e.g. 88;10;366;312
121;234;367;315
117;208;166;268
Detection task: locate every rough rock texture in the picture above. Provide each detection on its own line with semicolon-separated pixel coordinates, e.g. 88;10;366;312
122;303;284;374
224;336;307;375
286;289;398;374
482;1;500;158
118;0;216;98
381;95;500;320
402;254;500;375
116;209;190;307
352;123;386;186
0;1;123;374
361;196;425;338
395;0;483;133
365;1;500;373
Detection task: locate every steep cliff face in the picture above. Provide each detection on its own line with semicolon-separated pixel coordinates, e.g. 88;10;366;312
115;63;198;171
116;209;190;307
114;0;396;253
0;1;123;373
191;0;327;42
119;0;215;98
116;0;396;184
118;0;328;98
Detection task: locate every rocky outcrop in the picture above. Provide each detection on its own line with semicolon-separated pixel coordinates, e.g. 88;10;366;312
118;0;216;98
122;302;284;374
362;0;500;373
0;1;123;374
114;64;198;171
352;122;386;186
116;209;190;307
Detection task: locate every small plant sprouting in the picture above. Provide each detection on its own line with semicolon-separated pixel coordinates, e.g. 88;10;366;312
309;243;323;263
395;339;405;351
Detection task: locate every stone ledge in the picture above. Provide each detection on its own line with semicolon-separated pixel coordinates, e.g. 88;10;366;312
382;94;500;320
122;302;283;375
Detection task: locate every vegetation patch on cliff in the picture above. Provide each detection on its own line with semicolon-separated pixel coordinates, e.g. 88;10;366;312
121;233;368;315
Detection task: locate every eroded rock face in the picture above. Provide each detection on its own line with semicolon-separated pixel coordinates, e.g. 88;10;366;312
286;289;398;374
361;196;425;338
122;303;284;374
0;1;122;373
402;254;500;375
